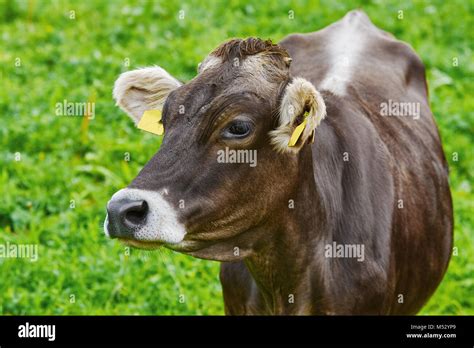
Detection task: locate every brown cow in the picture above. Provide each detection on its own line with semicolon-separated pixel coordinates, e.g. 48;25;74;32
104;10;453;315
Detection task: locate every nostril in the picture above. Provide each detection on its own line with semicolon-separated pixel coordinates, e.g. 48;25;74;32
106;198;149;238
121;200;148;228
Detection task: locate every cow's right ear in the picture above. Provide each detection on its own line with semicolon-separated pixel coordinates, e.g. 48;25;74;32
113;66;182;124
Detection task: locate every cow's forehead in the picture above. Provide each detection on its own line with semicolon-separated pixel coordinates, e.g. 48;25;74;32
166;79;216;114
164;56;287;123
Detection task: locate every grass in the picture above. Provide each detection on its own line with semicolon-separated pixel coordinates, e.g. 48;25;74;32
0;0;472;315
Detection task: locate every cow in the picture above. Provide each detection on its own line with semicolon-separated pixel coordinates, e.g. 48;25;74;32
104;10;453;315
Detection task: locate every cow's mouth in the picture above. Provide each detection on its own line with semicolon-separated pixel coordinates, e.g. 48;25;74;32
118;237;204;252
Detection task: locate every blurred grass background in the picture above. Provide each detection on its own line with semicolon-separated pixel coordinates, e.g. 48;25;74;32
0;0;472;315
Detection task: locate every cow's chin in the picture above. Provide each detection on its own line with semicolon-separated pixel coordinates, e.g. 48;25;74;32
166;239;253;262
117;227;257;261
119;239;164;250
117;238;250;261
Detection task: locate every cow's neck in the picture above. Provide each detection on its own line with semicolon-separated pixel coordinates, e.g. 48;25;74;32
245;146;327;315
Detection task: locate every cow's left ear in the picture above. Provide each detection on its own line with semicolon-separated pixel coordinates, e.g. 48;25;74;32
270;77;326;153
113;66;182;124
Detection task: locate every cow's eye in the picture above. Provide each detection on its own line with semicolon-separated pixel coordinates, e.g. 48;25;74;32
223;120;253;139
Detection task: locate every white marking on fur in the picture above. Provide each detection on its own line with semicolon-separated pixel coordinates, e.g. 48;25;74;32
113;66;181;123
199;56;222;72
319;13;367;96
104;188;186;244
238;55;283;95
103;214;109;237
270;77;326;153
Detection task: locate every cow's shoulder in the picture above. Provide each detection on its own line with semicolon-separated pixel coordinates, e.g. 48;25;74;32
280;10;427;98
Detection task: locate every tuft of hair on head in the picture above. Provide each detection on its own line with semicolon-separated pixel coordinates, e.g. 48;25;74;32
210;37;291;67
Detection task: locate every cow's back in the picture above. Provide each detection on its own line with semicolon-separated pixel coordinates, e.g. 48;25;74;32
279;10;453;314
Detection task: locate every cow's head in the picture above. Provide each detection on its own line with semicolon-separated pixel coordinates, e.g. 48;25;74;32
104;38;326;261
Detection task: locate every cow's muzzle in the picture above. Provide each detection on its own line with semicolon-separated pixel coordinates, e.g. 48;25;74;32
106;198;149;238
103;188;186;245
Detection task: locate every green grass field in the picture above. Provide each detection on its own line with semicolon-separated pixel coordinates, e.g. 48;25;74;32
0;0;472;315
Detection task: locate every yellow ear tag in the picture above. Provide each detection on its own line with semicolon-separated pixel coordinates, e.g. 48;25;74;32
137;110;164;136
288;111;309;147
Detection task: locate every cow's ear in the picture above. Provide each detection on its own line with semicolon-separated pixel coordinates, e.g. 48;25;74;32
270;77;326;153
113;66;182;124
